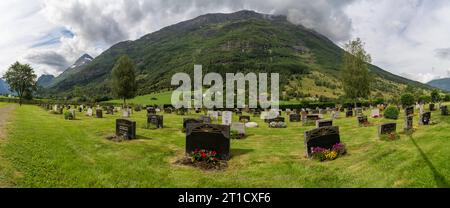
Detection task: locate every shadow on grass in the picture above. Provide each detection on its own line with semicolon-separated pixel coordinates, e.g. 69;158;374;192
409;135;449;188
136;135;153;140
231;148;254;158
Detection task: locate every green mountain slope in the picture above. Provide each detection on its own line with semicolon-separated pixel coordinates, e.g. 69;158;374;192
46;10;432;101
428;78;450;92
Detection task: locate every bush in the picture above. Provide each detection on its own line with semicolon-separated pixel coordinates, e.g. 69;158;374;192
384;106;399;120
400;93;415;107
64;112;74;120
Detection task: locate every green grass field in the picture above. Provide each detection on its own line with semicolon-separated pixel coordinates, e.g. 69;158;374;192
104;91;174;106
0;102;449;188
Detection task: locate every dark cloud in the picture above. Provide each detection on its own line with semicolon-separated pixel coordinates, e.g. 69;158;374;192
45;0;355;44
24;51;70;72
435;48;450;60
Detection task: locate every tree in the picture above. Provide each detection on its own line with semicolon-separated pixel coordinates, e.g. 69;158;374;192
431;89;441;103
111;55;137;107
400;93;415;107
2;62;37;106
341;38;372;106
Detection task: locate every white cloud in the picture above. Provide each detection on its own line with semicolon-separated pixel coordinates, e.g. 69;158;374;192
345;0;450;83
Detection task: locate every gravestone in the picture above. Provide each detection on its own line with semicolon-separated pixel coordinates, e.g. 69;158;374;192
239;115;251;123
268;117;285;123
69;109;76;120
355;108;363;116
147;115;163;129
430;103;435;111
316;119;333;128
346;110;353;117
96;109;103;118
222;111;233;125
371;109;380;118
441;106;449;116
185;123;230;159
378;123;397;138
289;114;301;122
164;108;172;114
107;106;114;115
87;108;93;117
231;122;246;136
116;119;136;140
183;118;203;130
357;116;368;126
134;105;142;112
331;111;340;119
405;106;414;116
304;126;340;157
421;112;431;125
200;116;212;124
122;109;130;118
260;111;269;121
78;106;83;113
210;111;219;121
405;115;413;131
147;107;156;115
305;115;320;124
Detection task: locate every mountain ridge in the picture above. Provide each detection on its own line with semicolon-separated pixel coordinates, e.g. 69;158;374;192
44;10;433;100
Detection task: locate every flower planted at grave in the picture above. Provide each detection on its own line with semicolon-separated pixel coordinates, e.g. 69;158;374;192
176;149;227;171
310;143;347;162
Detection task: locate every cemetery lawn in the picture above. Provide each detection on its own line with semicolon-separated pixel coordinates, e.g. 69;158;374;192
0;103;449;188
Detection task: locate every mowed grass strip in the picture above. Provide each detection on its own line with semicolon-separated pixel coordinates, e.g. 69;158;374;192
0;103;449;187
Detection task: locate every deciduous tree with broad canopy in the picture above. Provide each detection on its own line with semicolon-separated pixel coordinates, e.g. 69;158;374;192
2;62;37;106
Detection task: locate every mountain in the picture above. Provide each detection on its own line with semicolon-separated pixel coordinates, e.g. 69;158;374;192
0;78;11;95
48;54;93;88
46;10;432;100
428;78;450;92
37;75;55;88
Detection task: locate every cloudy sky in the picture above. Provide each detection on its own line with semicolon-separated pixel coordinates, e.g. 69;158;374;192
1;0;450;83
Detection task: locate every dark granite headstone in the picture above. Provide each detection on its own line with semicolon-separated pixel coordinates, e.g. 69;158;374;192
147;115;163;129
378;123;397;138
316;119;333;128
183;118;203;130
116;119;136;140
405;106;414;116
267;117;285;123
186;123;230;159
346;110;353;117
289;114;301;122
164;108;173;114
107;106;114;115
304;126;340;157
96;109;103;118
239;115;251;123
441;106;449;116
405;115;413;131
147;107;156;115
421;112;431;125
429;103;435;111
357;116;368;126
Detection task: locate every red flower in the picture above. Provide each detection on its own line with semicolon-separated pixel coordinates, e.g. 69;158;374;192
201;153;207;158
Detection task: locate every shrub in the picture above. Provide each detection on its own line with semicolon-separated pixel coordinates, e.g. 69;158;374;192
384;106;399;120
400;93;415;107
64;112;74;120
